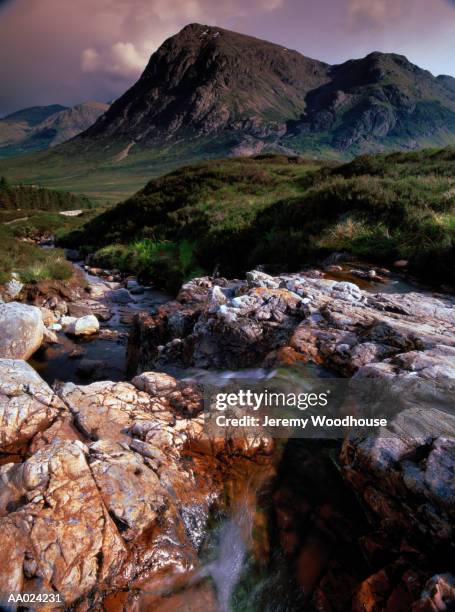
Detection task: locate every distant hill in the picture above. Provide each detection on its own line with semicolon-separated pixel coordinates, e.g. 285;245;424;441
1;24;455;200
2;105;68;126
0;101;109;158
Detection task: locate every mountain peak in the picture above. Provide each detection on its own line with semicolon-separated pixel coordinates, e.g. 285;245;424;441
47;24;455;160
84;24;329;146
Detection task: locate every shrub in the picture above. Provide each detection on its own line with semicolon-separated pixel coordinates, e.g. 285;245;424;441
59;150;455;289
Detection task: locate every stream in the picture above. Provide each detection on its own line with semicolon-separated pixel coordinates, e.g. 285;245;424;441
26;255;426;610
29;258;420;388
29;264;171;385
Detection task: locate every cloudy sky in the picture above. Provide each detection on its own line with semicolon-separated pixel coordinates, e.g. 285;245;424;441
0;0;454;116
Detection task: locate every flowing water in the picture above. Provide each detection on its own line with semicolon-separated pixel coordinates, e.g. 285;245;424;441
25;256;428;609
29;264;170;386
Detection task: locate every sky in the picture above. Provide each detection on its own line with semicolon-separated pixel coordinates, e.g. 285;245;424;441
0;0;454;116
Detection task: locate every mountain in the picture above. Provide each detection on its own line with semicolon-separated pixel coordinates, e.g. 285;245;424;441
83;23;329;152
0;101;109;158
1;23;455;200
2;105;68;126
77;24;455;157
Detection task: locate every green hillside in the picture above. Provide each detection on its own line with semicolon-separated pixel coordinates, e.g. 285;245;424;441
61;148;455;291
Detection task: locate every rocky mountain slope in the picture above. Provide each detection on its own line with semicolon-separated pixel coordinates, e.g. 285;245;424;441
0;101;109;158
76;23;455;157
1;23;455;199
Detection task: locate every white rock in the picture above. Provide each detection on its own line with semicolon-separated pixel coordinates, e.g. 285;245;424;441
61;316;77;329
332;281;363;302
246;270;280;289
5;278;23;299
0;302;44;360
66;315;100;337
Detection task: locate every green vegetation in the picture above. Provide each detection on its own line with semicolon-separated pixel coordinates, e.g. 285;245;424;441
0;224;73;284
92;239;205;293
0;182;103;286
0;175;94;210
61;148;455;291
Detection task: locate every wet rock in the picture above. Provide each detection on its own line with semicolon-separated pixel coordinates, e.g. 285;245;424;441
128;270;455;376
340;350;455;579
39;306;56;326
68;299;112;321
99;328;125;341
394;259;409;268
0;439;127;604
42;327;59;344
107;288;134;303
65;314;100;337
325;264;343;272
0;361;274;607
413;574;455;611
0;302;44;360
0;359;62;452
76;359;105;377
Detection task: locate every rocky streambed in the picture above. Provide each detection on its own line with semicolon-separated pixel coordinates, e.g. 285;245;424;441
0;261;454;610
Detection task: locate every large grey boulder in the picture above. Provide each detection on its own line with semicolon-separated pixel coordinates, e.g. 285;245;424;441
0;302;44;359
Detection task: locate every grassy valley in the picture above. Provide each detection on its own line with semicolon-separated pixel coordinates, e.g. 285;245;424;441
2;25;455;204
61;148;455;292
0;180;101;284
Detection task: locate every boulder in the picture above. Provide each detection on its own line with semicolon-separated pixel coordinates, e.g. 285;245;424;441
65;314;100;336
340;348;455;573
0;440;127;603
0;302;44;359
0;359;62;451
68;299;112;321
107;288;134;303
0;362;273;608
